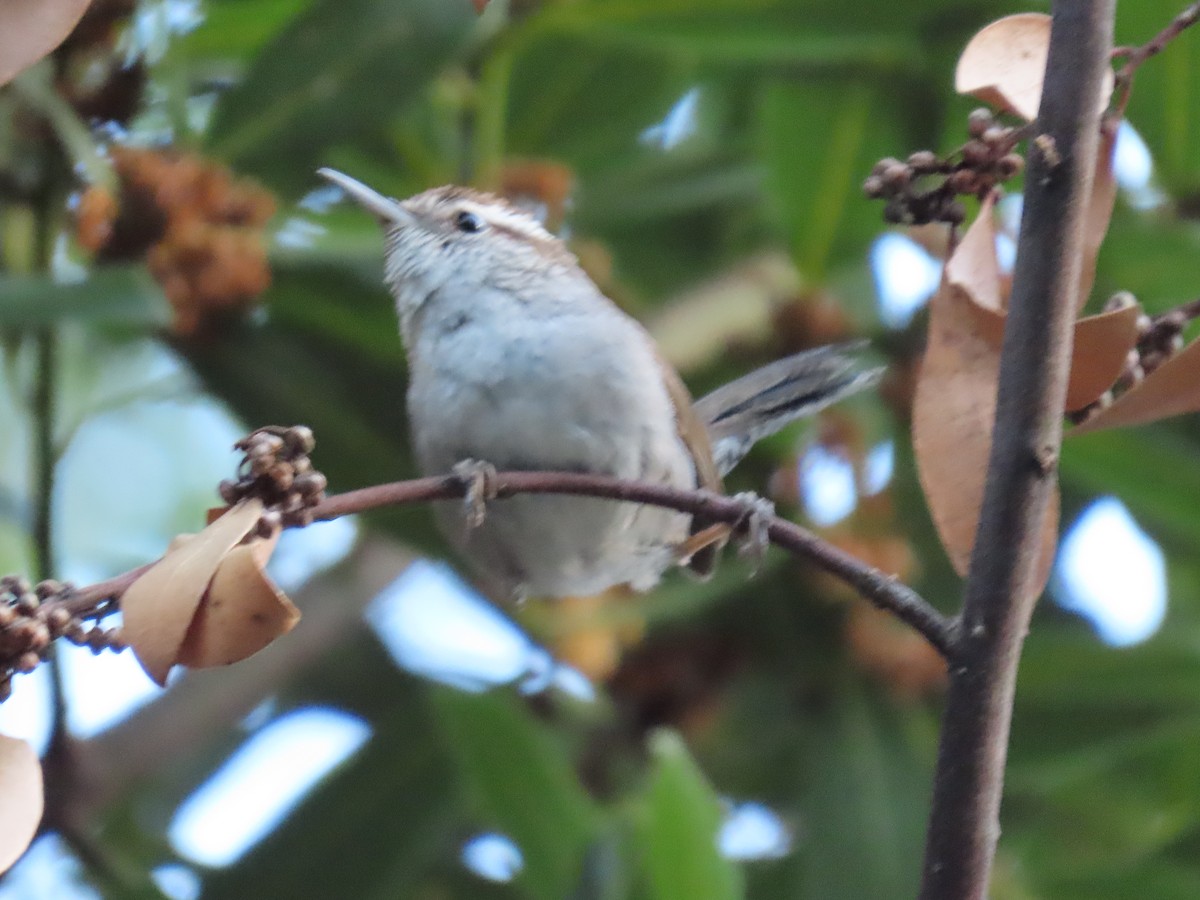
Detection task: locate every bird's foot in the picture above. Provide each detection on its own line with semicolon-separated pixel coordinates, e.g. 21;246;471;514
453;459;499;529
731;492;775;569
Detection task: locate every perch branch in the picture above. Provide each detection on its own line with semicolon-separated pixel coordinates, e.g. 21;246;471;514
62;470;955;658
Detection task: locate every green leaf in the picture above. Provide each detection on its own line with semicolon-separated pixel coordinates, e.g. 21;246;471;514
504;35;691;172
638;730;743;900
206;0;477;194
793;680;927;899
531;1;925;73
757;80;872;280
433;688;600;900
0;265;169;328
176;0;312;62
9;64;114;190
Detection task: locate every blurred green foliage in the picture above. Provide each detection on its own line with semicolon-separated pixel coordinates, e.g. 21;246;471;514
4;0;1200;898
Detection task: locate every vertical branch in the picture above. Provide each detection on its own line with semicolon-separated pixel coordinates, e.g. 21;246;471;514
31;328;57;584
25;171;67;742
33;325;68;744
918;3;1114;899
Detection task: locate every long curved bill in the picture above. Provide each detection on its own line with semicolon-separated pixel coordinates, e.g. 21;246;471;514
316;167;413;225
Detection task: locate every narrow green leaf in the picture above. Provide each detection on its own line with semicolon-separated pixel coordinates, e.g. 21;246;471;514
0;265;169;328
176;0;312;61
433;688;599;900
795;681;926;899
757;80;872;280
206;0;477;193
639;730;743;900
10;64;115;190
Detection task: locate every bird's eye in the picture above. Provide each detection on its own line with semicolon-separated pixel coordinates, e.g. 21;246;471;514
455;210;483;233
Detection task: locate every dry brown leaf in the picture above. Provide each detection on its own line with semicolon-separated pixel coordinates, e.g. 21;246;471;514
948;189;1138;414
914;239;1058;589
0;734;42;874
178;530;300;670
1064;304;1141;412
915;277;1004;576
0;0;93;86
1072;337;1200;434
122;499;265;686
1077;120;1119;313
956;13;1114;122
947;194;1003;313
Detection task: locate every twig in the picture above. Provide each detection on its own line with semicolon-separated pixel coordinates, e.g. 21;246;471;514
59;470;956;658
1113;2;1200;68
1113;2;1200;111
918;3;1114;899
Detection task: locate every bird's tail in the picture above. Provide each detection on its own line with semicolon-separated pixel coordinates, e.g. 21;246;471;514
694;342;883;476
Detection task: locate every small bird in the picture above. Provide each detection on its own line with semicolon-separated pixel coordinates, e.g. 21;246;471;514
318;168;881;599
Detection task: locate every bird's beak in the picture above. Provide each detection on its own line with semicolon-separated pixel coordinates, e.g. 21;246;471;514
317;168;414;226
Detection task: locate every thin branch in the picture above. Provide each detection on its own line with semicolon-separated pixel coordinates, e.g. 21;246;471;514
918;3;1114;899
60;470;956;658
1113;2;1200;111
1113;2;1200;68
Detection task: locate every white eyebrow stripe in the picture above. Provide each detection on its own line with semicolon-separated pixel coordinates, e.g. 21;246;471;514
464;200;552;241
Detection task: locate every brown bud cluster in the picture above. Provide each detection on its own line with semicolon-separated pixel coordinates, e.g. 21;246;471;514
1071;294;1198;424
1134;304;1190;378
864;108;1024;227
0;575;123;702
74;147;276;338
1105;292;1192;395
220;426;327;532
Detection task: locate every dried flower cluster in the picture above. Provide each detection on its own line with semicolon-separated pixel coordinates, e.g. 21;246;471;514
1071;293;1199;423
219;426;328;533
75;147;276;336
863;107;1025;227
0;576;123;703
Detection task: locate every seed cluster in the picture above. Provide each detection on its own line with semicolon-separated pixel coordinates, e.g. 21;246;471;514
0;577;124;702
864;108;1025;227
219;426;328;534
74;147;276;337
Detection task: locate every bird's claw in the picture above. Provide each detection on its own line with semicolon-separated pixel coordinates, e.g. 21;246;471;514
731;491;775;569
453;459;498;529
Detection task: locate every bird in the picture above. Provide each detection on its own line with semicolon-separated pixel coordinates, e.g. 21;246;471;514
318;167;882;599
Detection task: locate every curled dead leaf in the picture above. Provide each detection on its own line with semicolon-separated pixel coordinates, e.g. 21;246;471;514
1072;337;1200;435
946;193;1002;313
177;530;300;670
945;190;1138;414
915;275;1004;576
122;499;265;686
956;13;1114;122
914;218;1058;589
0;0;93;87
0;734;42;875
1076;120;1119;313
1065;304;1141;412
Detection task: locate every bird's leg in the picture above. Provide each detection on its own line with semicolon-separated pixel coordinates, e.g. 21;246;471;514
452;459;499;529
